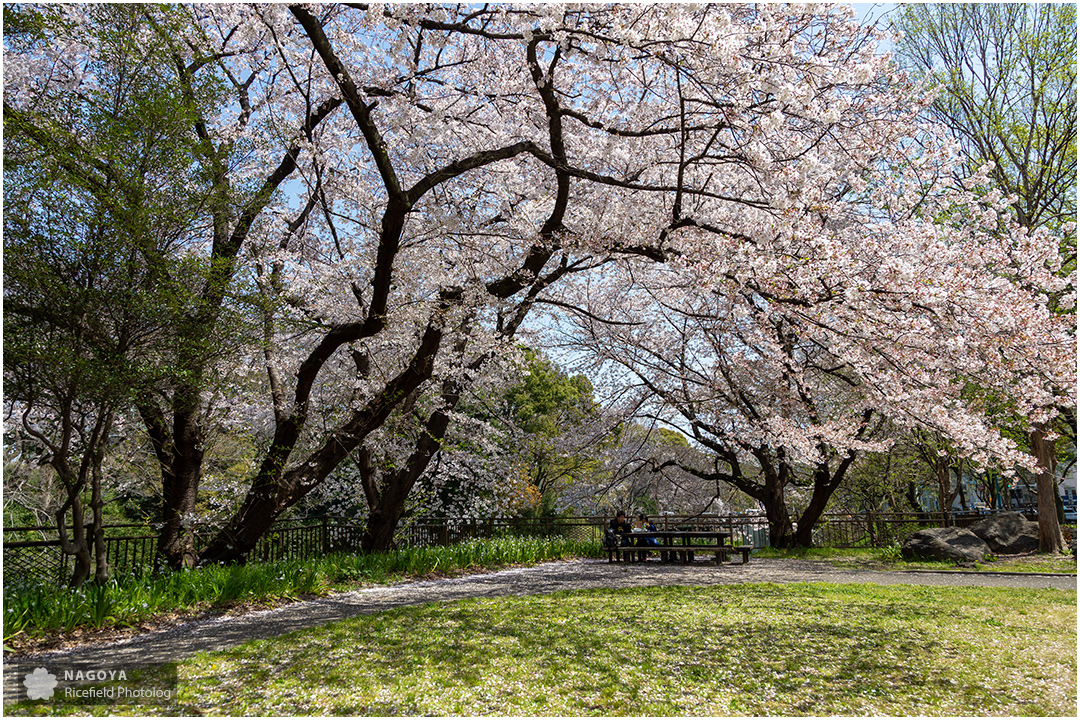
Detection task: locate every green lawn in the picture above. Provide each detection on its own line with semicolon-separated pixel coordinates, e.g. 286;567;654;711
755;546;1078;574
11;582;1075;716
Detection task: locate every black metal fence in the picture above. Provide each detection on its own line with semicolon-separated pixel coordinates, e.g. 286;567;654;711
3;523;160;588
2;510;1004;588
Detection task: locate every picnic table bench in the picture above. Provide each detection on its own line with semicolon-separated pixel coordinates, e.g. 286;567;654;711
604;530;752;565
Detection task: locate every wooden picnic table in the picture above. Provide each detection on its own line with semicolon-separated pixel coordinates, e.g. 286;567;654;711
606;530;752;565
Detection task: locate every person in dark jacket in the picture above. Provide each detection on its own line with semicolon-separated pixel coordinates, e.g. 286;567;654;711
608;510;633;547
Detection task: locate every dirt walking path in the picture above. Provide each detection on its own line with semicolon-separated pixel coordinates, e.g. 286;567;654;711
4;557;1075;705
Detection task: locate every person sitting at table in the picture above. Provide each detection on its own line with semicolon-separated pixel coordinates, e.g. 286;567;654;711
637;513;660;560
608;511;633;553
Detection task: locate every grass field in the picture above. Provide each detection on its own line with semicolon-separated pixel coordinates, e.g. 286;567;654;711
755;546;1079;574
10;582;1075;717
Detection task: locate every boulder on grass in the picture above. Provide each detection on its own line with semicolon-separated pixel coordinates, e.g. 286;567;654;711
901;527;991;562
966;511;1039;554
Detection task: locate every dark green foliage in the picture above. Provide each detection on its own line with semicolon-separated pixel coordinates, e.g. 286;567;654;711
503;347;596;436
3;4;258;571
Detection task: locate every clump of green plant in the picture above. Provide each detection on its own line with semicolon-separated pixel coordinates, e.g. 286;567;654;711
876;545;903;563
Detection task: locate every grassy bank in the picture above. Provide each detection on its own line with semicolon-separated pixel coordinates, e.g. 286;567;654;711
3;535;598;645
11;583;1075;716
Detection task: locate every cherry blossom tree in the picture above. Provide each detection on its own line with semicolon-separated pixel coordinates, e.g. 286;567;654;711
894;2;1076;552
9;4;1070;563
200;2;933;561
535;6;1074;545
554;177;1071;544
553;260;887;546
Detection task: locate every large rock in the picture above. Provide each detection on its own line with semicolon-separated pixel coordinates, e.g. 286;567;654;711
901;527;991;562
967;511;1040;554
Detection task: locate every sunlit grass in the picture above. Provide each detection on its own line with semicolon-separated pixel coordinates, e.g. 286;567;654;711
12;582;1073;717
754;546;1078;574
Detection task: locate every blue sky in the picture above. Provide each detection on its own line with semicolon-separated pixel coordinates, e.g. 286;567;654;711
851;3;898;53
851;3;898;27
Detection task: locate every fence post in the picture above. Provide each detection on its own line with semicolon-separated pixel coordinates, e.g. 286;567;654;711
866;511;875;547
321;516;329;556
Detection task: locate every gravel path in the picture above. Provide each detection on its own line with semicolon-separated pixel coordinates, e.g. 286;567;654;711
4;557;1075;704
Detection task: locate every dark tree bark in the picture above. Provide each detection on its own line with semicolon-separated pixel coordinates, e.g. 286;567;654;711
56;499;92;588
1032;424;1066;553
196;318;448;565
793;443;861;548
760;465;796;548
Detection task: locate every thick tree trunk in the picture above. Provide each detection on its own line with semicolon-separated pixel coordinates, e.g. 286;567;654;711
794;449;860;547
359;359;468;554
363;503;407;554
759;473;795;548
728;451;797;549
765;503;795;548
360;408;454;553
142;398;204;569
57;499;92;588
794;467;834;548
1032;425;1066;554
196;489;277;566
70;550;92;588
156;413;203;569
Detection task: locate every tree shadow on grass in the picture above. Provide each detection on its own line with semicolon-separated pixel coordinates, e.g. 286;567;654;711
169;583;1053;715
